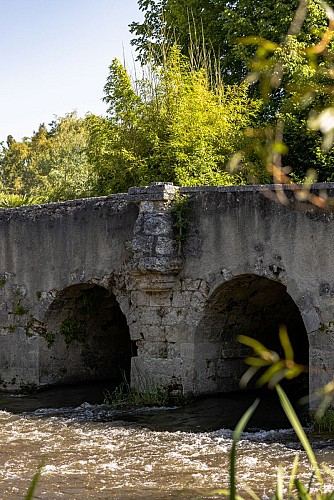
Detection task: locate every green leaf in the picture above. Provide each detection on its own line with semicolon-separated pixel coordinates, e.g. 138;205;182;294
293;478;311;499
275;464;284;500
25;458;45;500
257;361;286;387
288;454;300;497
237;335;268;355
230;399;260;500
276;385;323;489
279;325;294;361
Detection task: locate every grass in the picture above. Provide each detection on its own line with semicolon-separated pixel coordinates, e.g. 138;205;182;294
313;411;334;433
103;372;170;409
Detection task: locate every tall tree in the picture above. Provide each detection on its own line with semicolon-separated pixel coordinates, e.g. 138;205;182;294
131;0;334;182
86;49;261;194
130;0;328;84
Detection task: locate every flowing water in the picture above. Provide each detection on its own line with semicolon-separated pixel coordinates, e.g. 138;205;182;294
0;384;333;499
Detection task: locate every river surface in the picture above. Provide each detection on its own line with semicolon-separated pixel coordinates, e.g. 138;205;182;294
0;384;333;499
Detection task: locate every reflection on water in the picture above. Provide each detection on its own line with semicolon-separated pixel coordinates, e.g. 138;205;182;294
0;385;333;499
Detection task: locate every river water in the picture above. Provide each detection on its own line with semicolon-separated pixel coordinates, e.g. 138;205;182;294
0;384;333;499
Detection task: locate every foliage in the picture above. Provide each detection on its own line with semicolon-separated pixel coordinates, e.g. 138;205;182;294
208;328;334;499
130;0;329;84
235;1;334;185
0;112;96;203
13;300;29;316
103;371;169;409
25;459;45;500
87;47;260;193
313;411;334;433
171;192;191;255
131;0;334;183
238;324;305;389
59;317;86;347
0;193;44;208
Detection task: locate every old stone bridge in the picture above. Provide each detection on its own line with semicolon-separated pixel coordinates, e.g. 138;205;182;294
0;182;333;402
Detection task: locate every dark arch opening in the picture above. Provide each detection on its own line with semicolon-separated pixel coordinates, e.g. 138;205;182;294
39;283;136;389
194;274;309;400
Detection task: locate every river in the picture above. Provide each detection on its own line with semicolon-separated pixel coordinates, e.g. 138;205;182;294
0;384;333;499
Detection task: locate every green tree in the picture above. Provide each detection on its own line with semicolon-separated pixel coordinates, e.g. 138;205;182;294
86;48;261;194
131;0;334;182
130;0;328;84
0;113;95;203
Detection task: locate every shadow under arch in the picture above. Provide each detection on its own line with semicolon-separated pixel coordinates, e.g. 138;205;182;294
193;273;309;399
39;283;136;388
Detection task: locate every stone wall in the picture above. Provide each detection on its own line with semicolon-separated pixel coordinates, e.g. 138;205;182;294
0;182;333;401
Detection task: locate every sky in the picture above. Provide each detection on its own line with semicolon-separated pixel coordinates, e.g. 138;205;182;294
0;0;143;143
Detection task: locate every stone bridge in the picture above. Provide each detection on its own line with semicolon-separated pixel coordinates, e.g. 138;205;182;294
0;182;333;402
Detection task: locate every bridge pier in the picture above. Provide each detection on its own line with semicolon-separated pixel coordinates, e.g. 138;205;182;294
127;182;186;394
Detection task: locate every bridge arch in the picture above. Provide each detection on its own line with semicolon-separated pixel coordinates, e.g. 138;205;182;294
193;273;309;397
39;283;136;387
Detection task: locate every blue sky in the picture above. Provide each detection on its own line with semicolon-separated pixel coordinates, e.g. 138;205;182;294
0;0;143;143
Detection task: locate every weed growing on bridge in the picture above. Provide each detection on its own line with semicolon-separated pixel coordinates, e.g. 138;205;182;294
13;300;29;316
24;316;56;348
171;192;191;256
59;317;86;347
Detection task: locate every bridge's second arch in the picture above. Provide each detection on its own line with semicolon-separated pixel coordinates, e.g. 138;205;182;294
193;274;309;397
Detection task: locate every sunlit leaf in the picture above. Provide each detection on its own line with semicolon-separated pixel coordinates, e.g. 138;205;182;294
237;335;268;355
257;362;286;387
244;357;271;367
279;325;294;361
239;36;277;52
288;454;300;497
230;399;260;500
276;385;323;489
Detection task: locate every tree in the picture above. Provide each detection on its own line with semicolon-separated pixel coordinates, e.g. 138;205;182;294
130;0;328;84
0;113;95;203
130;0;334;182
86;48;261;194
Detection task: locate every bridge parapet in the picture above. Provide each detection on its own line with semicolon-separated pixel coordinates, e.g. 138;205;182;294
128;182;183;289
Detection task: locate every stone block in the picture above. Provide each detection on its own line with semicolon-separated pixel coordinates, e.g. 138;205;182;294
171;291;188;308
128;322;142;341
132;235;154;254
140;325;166;342
309;331;334;351
301;308;320;333
167;342;180;358
138;307;163;327
163;308;184;326
143;213;173;236
181;343;195;359
155;237;176;256
149;293;172;307
165;325;179;343
130;291;150;307
137;340;168;358
131;355;182;388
